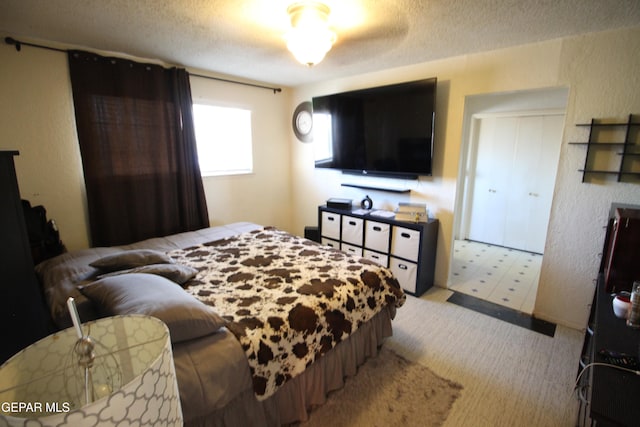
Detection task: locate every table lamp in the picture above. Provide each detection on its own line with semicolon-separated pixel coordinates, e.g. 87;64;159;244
0;304;182;426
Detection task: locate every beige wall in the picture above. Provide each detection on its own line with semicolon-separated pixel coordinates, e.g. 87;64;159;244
0;40;293;250
290;27;640;329
190;76;292;231
0;45;90;250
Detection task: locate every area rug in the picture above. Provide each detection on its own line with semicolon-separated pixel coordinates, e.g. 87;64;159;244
301;347;463;427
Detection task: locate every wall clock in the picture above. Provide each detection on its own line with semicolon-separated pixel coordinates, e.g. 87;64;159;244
292;101;313;143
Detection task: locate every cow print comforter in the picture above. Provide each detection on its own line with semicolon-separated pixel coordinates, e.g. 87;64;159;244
168;227;405;400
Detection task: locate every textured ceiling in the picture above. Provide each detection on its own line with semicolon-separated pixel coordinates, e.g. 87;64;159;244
1;0;640;87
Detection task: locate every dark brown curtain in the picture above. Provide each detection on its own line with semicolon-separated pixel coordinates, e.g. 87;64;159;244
68;50;208;247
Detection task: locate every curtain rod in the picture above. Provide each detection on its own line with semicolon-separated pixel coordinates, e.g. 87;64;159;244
189;73;282;93
4;36;283;94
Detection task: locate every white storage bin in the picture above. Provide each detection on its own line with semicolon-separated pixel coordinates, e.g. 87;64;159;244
389;257;418;293
365;220;390;253
321;237;339;249
391;226;420;261
321;211;341;240
341;242;362;256
341;216;363;246
363;249;388;267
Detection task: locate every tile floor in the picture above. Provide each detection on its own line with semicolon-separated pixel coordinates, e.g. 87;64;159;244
448;239;542;314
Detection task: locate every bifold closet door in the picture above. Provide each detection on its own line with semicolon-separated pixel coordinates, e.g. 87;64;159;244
467;114;563;253
502;115;563;252
467;116;516;247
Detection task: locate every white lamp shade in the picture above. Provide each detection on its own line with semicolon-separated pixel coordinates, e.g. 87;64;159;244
0;315;182;426
286;1;336;66
286;26;335;66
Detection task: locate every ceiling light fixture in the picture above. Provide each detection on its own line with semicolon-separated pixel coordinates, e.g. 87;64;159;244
286;1;336;67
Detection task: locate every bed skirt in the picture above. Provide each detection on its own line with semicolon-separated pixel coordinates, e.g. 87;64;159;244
185;305;394;427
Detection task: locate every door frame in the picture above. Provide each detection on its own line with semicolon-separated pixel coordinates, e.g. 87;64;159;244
449;86;569;295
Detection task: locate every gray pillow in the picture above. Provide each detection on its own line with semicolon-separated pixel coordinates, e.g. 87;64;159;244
79;273;226;343
89;250;174;272
97;263;198;285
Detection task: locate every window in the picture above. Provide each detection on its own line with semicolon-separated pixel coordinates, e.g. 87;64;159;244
312;112;333;162
192;104;253;176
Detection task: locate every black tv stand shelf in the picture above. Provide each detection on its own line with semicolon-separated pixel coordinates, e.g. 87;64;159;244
341;183;411;193
569;114;640;183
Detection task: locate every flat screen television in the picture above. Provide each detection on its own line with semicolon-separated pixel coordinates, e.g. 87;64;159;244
312;78;436;179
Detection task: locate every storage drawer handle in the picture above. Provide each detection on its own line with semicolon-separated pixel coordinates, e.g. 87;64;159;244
371;254;380;259
349;220;356;226
398;264;408;270
401;232;411;238
373;226;382;231
327;217;335;222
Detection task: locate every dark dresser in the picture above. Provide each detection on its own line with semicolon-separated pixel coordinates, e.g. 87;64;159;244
577;205;640;426
0;151;52;364
603;207;640;294
578;278;640;426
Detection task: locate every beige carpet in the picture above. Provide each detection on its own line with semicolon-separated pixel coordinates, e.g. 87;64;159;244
301;347;463;427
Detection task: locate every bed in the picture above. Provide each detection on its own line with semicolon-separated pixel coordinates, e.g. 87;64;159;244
35;222;405;426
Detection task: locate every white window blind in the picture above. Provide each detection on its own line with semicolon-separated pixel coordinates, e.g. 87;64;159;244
192;104;253;176
312;112;333;162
